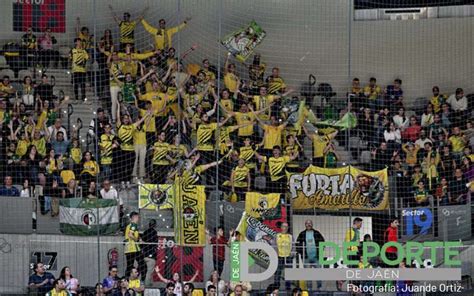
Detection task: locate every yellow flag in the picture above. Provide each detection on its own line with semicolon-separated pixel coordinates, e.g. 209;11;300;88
288;165;389;210
138;184;174;210
244;192;280;219
174;177;207;246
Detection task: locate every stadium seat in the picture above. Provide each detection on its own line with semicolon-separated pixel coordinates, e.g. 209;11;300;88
0;68;14;79
144;289;161;296
359;150;372;166
0;55;8;69
18;69;33;81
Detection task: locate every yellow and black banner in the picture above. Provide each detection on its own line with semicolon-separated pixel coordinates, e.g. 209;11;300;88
138;184;174;210
289;165;389;210
174;177;206;246
244;192;280;219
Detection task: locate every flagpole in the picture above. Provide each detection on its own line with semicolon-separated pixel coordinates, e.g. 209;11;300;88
92;0;101;284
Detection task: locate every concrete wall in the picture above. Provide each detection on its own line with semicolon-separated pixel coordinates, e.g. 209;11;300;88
0;0;471;101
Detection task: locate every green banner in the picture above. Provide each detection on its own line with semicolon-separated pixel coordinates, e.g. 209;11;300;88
230;242;241;282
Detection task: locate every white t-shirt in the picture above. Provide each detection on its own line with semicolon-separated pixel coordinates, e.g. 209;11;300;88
447;95;467;111
100;188;123;205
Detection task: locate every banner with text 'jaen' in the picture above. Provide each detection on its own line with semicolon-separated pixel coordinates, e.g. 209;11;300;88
289;165;389;210
173;177;206;246
13;0;66;33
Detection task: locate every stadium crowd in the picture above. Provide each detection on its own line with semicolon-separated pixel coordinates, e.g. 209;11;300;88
0;5;472;296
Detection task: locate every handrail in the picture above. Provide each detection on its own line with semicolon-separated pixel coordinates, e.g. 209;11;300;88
67;103;74;138
86;132;92;151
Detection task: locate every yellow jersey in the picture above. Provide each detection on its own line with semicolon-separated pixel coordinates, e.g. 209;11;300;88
263;124;285;150
100;134;115;165
140;109;156;133
268;76;286;94
133;126;147;146
284;144;300;168
141;19;186;50
119;21;137;44
118;124;136;151
140;91;168;116
16;139;29;157
153;141;170;165
78;32;92;49
224;72;239;93
311;134;330;158
253;95;276;121
197;123;217;151
128;278;142;296
81;160;99;176
32;137;47;157
276;233;292;257
231;166;249;187
234;112;255;137
363;85;382;100
265;155;290;181
169;144;188;161
70;48;89;73
125;223;140;253
449;135;465;153
70;147;82;164
239;146;257;169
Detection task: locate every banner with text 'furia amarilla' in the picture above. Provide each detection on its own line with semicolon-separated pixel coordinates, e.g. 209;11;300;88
13;0;65;33
173;177;206;246
289;166;389;210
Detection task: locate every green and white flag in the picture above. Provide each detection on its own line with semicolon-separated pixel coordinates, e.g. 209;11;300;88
59;198;119;236
221;21;266;62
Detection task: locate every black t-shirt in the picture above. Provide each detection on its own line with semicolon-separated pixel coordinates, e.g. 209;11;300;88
141;227;158;258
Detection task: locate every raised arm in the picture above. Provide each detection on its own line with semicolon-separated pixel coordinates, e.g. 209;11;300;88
133;110;151;127
135;7;148;22
153;266;171;283
108;5;120;24
75;17;81;36
137;68;155;86
180;44;198;60
224;52;231;74
188;269;199;283
141;18;158;35
302;125;312;139
249;106;265;127
200;158;224;172
217;115;233;128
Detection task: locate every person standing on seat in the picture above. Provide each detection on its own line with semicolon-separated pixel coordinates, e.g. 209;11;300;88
70;38;89;102
108;5;147;51
141;17;191;50
124;212;146;281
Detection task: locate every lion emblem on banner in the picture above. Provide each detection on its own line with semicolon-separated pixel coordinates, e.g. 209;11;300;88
355;174;385;208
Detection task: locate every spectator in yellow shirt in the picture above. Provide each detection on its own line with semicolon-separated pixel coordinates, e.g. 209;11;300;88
430;86;446;114
141;17;191;50
266;67;287;95
80;151;100;186
302;125;338;167
253;114;288;157
363;77;382;111
224;53;240;94
449;126;466;157
402;143;420;167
